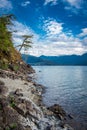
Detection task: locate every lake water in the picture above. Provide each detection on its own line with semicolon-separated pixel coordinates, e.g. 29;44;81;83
33;66;87;130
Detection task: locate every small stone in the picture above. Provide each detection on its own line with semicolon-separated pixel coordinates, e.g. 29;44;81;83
59;122;65;128
0;80;4;85
14;89;23;96
24;82;28;85
0;127;3;130
0;85;8;95
46;125;51;130
48;104;66;117
68;114;74;119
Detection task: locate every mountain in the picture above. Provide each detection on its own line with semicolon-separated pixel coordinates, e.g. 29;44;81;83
22;53;87;65
22;54;55;65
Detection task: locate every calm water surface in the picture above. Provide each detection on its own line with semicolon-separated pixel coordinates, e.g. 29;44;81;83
33;66;87;129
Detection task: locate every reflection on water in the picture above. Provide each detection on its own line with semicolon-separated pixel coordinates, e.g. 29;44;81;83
33;66;87;130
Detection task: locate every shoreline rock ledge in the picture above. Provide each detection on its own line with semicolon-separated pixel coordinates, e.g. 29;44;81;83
0;69;74;130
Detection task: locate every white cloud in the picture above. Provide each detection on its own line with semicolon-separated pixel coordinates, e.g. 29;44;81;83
78;28;87;37
64;0;83;9
34;18;86;56
10;21;39;54
44;0;58;6
22;18;86;56
21;1;30;7
29;40;85;56
0;0;12;10
63;0;84;14
82;37;87;46
12;21;33;45
9;19;87;56
44;0;83;10
43;19;63;36
64;6;78;14
43;0;85;15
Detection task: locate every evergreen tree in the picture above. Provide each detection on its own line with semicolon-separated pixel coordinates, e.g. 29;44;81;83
16;35;33;52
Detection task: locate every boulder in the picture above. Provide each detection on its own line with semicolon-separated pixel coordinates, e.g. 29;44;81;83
0;80;4;85
68;114;74;119
0;80;8;95
14;89;23;97
48;104;66;119
0;71;6;78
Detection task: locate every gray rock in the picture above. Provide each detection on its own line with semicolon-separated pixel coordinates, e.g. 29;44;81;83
14;89;23;97
48;104;66;118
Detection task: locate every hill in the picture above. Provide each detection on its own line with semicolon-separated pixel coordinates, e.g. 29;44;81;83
0;14;34;73
0;15;21;69
22;53;87;65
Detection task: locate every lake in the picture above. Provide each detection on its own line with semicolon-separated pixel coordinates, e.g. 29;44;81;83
33;66;87;130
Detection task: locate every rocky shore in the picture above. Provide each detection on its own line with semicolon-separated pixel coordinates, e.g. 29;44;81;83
0;68;74;130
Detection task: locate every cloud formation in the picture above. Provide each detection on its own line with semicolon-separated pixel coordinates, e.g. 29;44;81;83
44;0;85;14
44;0;58;6
0;0;12;11
11;21;33;46
78;28;87;37
10;20;39;54
44;0;83;8
21;1;30;7
40;18;85;56
28;18;87;56
10;19;87;56
64;0;83;9
63;0;85;14
43;19;63;35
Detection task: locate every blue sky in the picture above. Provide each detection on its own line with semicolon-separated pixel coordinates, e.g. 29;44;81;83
0;0;87;56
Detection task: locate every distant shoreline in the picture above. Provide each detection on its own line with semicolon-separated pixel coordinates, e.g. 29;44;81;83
22;53;87;66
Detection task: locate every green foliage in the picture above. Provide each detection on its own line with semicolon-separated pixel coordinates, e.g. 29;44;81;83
18;35;33;52
5;123;17;130
5;127;10;130
0;14;21;68
9;96;16;108
13;65;19;71
0;14;14;53
0;58;9;70
9;123;17;129
10;101;15;108
0;14;14;65
0;14;32;67
0;63;9;70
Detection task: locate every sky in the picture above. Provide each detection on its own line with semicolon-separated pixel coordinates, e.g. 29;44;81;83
0;0;87;56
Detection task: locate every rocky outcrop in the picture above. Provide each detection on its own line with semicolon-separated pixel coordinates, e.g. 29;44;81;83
0;70;74;130
0;67;34;81
48;104;66;120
